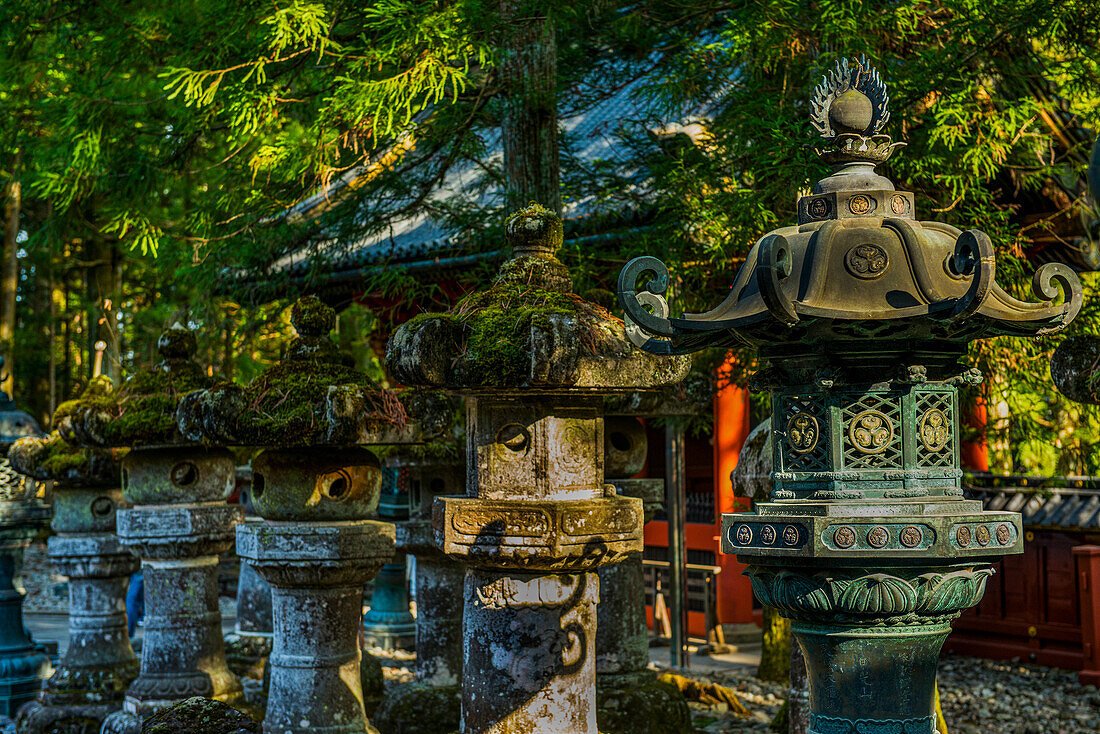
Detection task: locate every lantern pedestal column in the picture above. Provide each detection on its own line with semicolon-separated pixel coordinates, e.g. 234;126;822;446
224;517;274;685
361;556;415;651
372;518;464;734
16;531;139;733
100;448;243;734
0;497;50;723
434;396;644;734
595;478;690;734
238;522;393;734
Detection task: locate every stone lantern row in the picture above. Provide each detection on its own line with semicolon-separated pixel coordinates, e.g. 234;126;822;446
3;254;690;734
3;55;1085;734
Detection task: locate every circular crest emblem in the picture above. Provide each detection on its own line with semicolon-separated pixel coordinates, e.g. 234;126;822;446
996;524;1011;545
956;526;972;547
900;525;923;548
890;194;910;215
761;525;777;545
833;525;856;549
735;524;753;546
809;198;829;219
866;526;889;548
845;244;889;279
786;412;820;454
975;525;991;546
919;409;950;452
783;525;800;546
848;194;875;215
849;410;894;454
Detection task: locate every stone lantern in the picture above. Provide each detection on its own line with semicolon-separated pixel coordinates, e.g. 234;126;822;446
177;296;432;734
58;326;244;734
361;466;416;651
595;414;690;734
373;423;465;734
386;203;689;732
0;384;48;726
617;57;1083;732
11;400;140;733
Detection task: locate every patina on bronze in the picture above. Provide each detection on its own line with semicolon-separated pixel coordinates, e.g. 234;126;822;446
618;56;1082;733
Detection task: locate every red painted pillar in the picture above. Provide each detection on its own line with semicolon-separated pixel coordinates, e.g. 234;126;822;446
714;354;753;627
1073;545;1100;687
961;397;990;472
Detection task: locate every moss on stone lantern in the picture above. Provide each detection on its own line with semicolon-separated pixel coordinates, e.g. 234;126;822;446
386;202;689;733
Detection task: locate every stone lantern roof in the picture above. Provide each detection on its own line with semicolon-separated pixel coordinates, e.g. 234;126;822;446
177;296;421;448
9;432;118;487
387;202;690;391
618;57;1083;367
57;327;214;449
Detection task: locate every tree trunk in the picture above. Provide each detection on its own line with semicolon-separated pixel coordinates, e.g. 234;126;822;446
499;0;560;214
757;606;791;682
1;156;21;397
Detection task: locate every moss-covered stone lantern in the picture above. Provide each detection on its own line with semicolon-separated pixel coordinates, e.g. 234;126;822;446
177;296;430;734
10;399;140;734
617;57;1083;733
0;382;47;726
59;326;244;734
386;203;689;732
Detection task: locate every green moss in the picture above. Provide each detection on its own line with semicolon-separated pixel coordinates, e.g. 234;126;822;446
449;284;610;387
234;358;403;447
52;375;114;427
62;342;214;446
39;433;89;476
504;202;564;253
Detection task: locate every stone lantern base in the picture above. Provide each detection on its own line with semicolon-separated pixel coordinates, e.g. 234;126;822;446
238;521;394;734
15;534;139;734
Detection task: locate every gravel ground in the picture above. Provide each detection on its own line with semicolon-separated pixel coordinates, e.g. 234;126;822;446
648;654;1099;734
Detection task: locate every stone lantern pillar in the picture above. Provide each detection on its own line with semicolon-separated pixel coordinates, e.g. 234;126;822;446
595;415;690;734
223;478;273;691
0;388;48;726
618;57;1083;733
361;467;416;651
58;326;244;734
10;421;139;733
373;448;466;734
386;203;689;733
178;296;431;734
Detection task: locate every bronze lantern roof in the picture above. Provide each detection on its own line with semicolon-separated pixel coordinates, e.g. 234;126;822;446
618;57;1083;362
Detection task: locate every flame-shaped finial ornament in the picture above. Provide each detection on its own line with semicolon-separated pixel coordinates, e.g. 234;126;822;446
810;55;890;138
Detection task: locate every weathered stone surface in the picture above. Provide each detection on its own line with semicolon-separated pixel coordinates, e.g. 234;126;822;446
595;418;690;734
57;326;213;449
141;697;259;734
101;447;244;734
249;447;382;522
463;569;598;732
384;203;687;733
372;459;464;734
239;520;393;733
224;538;273;684
386;205;690;391
175;297;413;448
16;534;139;734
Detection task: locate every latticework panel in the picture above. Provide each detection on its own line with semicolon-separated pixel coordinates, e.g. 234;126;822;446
779;396;830;472
841;393;902;470
915;390;954;468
